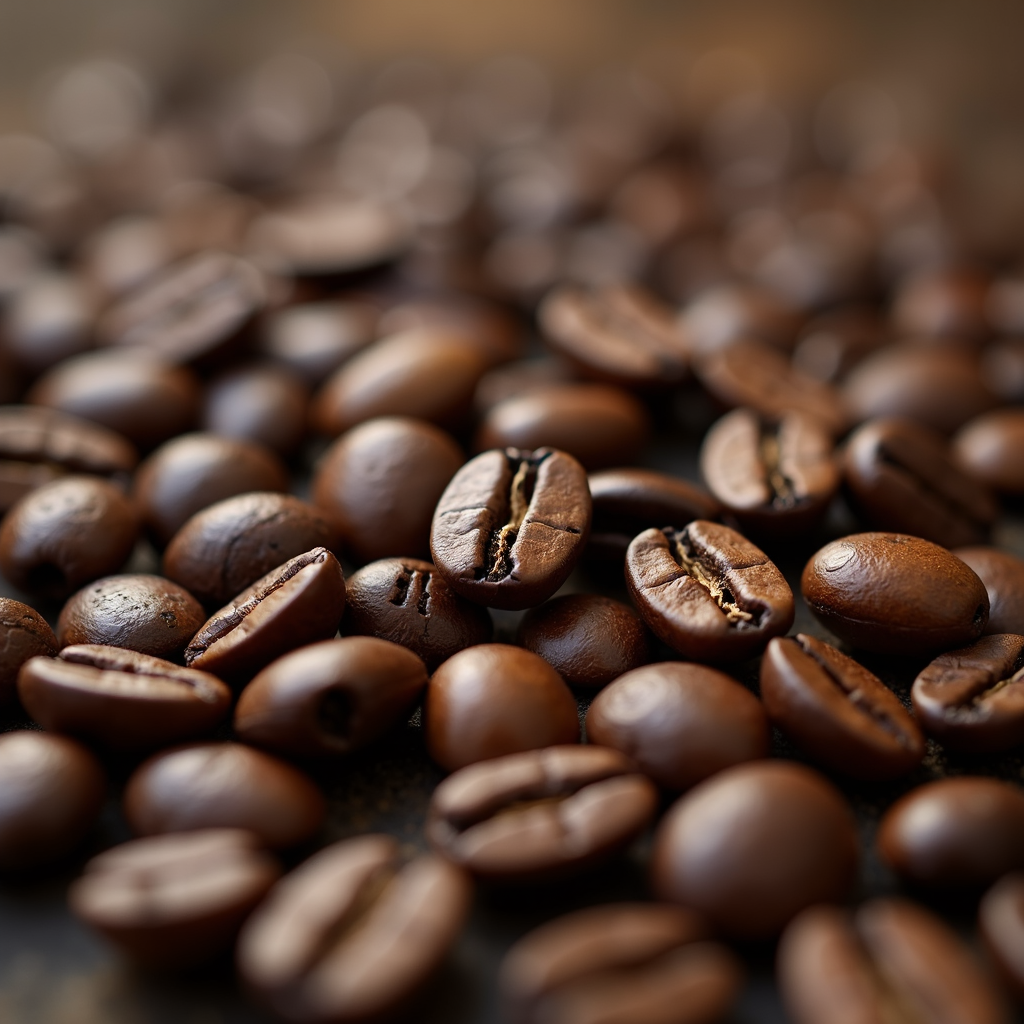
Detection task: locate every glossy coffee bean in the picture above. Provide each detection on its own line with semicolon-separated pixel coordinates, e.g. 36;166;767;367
843;417;998;548
235;637;427;758
586;662;769;790
19;644;232;750
186;547;346;683
500;903;742;1024
891;268;990;344
431;447;591;611
134;433;289;548
954;409;1024;496
57;574;205;660
0;730;105;869
342;557;492;671
0;597;57;702
0;476;140;600
626;521;793;664
980;873;1024;1002
237;835;470;1023
651;761;858;937
473;357;577;416
802;533;989;655
425;644;579;771
70;829;281;969
912;634;1024;752
954;547;1024;635
760;634;924;779
163;492;339;608
878;777;1024;887
124;742;325;849
427;745;657;881
312;417;464;565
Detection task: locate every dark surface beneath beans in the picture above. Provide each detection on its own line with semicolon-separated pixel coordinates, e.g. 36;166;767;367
1;409;1024;1024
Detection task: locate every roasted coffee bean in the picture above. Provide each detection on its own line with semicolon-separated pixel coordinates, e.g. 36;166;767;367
891;268;990;344
760;634;924;779
427;745;656;881
342;557;492;671
980;873;1024;1002
586;662;769;790
234;636;427;757
237;834;470;1023
0;476;140;600
70;829;281;969
163;492;339;608
312;417;464;565
0;730;105;869
134;433;289;548
912;634;1024;752
791;305;886;383
954;547;1024;635
19;644;231;750
651;761;858;937
625;521;793;664
0;597;57;702
878;776;1024;888
474;383;651;471
779;900;1009;1024
57;574;205;660
2;272;94;374
473;357;577;416
500;903;742;1024
185;548;346;683
425;644;579;771
700;408;839;537
517;594;648;688
843;417;998;548
954;409;1024;496
802;532;989;655
79;215;171;301
430;447;591;611
124;742;325;848
680;283;801;354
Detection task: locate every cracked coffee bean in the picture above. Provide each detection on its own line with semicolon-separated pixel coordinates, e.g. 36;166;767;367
0;596;57;702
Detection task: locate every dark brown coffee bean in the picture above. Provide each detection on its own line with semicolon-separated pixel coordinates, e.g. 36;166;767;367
651;761;858;937
0;476;140;600
431;447;591;611
517;594;648;688
891;268;990;344
625;521;794;664
586;662;769;790
18;643;231;750
0;597;57;702
700;408;839;537
878;776;1024;888
427;745;656;881
980;873;1024;1002
425;644;579;771
2;272;94;374
342;557;492;671
124;742;325;848
163;492;339;608
473;357;578;417
57;574;205;660
474;383;651;471
70;829;281;969
500;903;742;1024
760;634;924;779
186;548;346;683
313;417;464;565
982;338;1024;403
802;533;989;655
791;305;886;383
680;283;801;354
843;417;999;548
234;636;427;757
954;409;1024;496
237;835;470;1023
954;547;1024;635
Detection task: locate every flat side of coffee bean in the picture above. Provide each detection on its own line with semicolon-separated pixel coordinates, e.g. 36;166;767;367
760;634;924;779
430;447;591;610
0;596;57;699
979;873;1024;1001
954;546;1024;636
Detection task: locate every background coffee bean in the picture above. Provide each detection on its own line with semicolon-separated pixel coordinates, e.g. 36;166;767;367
954;409;1024;496
2;272;94;375
0;596;57;702
979;873;1024;1002
954;546;1024;635
680;283;800;355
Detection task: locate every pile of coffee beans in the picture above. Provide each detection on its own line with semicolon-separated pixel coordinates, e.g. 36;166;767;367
2;48;1024;1023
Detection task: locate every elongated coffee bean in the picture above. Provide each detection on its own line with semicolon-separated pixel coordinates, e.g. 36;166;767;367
0;597;57;702
980;873;1024;1001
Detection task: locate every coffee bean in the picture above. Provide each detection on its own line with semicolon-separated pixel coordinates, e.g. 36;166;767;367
979;873;1024;1002
651;761;858;937
237;834;470;1022
878;777;1024;887
431;447;591;611
760;634;924;779
625;521;794;663
0;597;57;702
312;417;464;565
680;283;801;355
954;547;1024;635
802;533;989;655
124;742;325;848
342;557;492;671
79;215;171;301
954;409;1024;496
3;272;93;374
891;268;990;344
234;636;427;757
791;305;885;383
427;745;656;881
0;730;105;869
425;644;579;771
19;644;232;750
586;662;769;790
70;829;281;969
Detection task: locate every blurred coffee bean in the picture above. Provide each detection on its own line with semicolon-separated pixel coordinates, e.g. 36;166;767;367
680;283;801;355
473;357;577;416
982;339;1024;403
954;547;1024;635
791;305;886;383
0;597;57;702
954;410;1024;496
609;161;715;249
980;873;1024;1003
3;272;94;374
891;268;990;345
159;180;261;259
78;215;171;301
0;226;44;305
